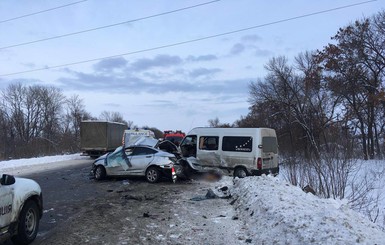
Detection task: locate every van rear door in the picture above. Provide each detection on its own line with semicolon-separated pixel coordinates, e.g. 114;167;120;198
260;129;278;170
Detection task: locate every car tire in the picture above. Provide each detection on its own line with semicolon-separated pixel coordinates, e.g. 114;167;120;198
234;167;248;178
94;166;106;180
146;166;160;183
11;200;40;245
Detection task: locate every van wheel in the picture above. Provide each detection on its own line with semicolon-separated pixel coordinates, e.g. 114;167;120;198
234;167;248;178
11;200;40;245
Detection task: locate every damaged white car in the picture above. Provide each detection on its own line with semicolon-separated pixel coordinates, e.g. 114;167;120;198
91;137;178;183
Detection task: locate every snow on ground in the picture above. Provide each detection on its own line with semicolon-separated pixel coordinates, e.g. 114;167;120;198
224;175;385;244
0;154;89;175
1;155;385;244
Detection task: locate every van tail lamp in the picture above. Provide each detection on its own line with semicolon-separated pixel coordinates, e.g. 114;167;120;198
257;157;262;170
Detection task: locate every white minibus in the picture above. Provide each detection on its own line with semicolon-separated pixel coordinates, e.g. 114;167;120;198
179;127;279;178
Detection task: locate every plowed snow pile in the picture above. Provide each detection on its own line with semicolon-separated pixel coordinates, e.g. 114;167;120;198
229;175;385;244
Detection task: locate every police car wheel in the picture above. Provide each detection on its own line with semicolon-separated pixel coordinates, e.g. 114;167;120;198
11;200;39;245
95;166;106;180
146;167;160;183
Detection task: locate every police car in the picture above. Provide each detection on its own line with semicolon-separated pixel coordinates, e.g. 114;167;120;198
0;174;43;244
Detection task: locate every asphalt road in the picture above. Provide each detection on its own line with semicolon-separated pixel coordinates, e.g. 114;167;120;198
11;159;191;244
8;159;95;244
3;158;246;245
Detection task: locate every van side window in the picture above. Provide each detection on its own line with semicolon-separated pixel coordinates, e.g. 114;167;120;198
222;136;252;152
199;136;219;150
262;137;278;153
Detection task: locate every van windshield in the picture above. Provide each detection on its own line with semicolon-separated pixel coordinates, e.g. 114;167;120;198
262;137;278;153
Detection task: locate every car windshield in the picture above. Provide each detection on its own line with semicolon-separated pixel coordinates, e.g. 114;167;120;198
106;146;130;170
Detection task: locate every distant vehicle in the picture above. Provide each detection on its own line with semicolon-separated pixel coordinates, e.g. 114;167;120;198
0;174;43;244
81;121;127;158
163;130;185;146
92;138;177;183
122;129;155;147
178;127;279;178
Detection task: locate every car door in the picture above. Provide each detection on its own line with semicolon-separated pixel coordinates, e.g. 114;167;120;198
104;146;129;176
196;136;221;167
0;178;14;229
127;147;156;175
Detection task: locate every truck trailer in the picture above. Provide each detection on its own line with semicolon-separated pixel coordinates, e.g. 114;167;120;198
80;121;127;158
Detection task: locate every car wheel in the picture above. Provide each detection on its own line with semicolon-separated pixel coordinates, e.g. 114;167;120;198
94;166;106;180
146;166;160;183
11;200;40;245
234;167;248;178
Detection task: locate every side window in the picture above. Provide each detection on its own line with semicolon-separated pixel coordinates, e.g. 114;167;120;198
222;136;252;152
199;136;219;150
125;147;134;156
132;147;157;156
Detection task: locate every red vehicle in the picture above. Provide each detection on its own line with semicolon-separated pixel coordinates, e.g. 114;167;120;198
163;130;185;146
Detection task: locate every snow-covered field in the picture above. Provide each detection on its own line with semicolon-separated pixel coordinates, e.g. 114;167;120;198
1;155;385;244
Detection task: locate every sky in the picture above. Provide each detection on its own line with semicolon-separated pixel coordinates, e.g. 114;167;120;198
1;154;385;243
0;0;383;133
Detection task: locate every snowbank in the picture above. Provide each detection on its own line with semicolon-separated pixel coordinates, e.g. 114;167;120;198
230;175;385;244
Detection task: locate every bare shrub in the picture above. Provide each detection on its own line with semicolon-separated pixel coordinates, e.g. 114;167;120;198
281;153;385;230
346;161;385;230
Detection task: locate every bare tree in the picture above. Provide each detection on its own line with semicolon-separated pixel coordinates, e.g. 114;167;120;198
62;95;93;152
248;54;340;158
99;111;130;126
208;117;232;128
317;12;385;159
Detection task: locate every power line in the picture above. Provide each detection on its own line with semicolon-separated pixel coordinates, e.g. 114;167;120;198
0;0;377;77
0;0;221;50
0;0;88;24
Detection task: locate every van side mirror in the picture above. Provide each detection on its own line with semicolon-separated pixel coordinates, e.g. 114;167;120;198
1;174;16;186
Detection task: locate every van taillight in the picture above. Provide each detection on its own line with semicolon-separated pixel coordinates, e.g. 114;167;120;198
257;157;262;170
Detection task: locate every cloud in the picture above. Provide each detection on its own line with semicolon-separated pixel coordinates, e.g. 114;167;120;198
57;69;248;96
103;103;122;108
241;34;262;42
229;42;272;57
254;48;273;57
189;68;222;78
141;100;178;109
93;57;128;72
0;78;49;90
230;43;246;55
186;55;218;62
86;54;220;76
21;62;37;69
130;54;183;71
